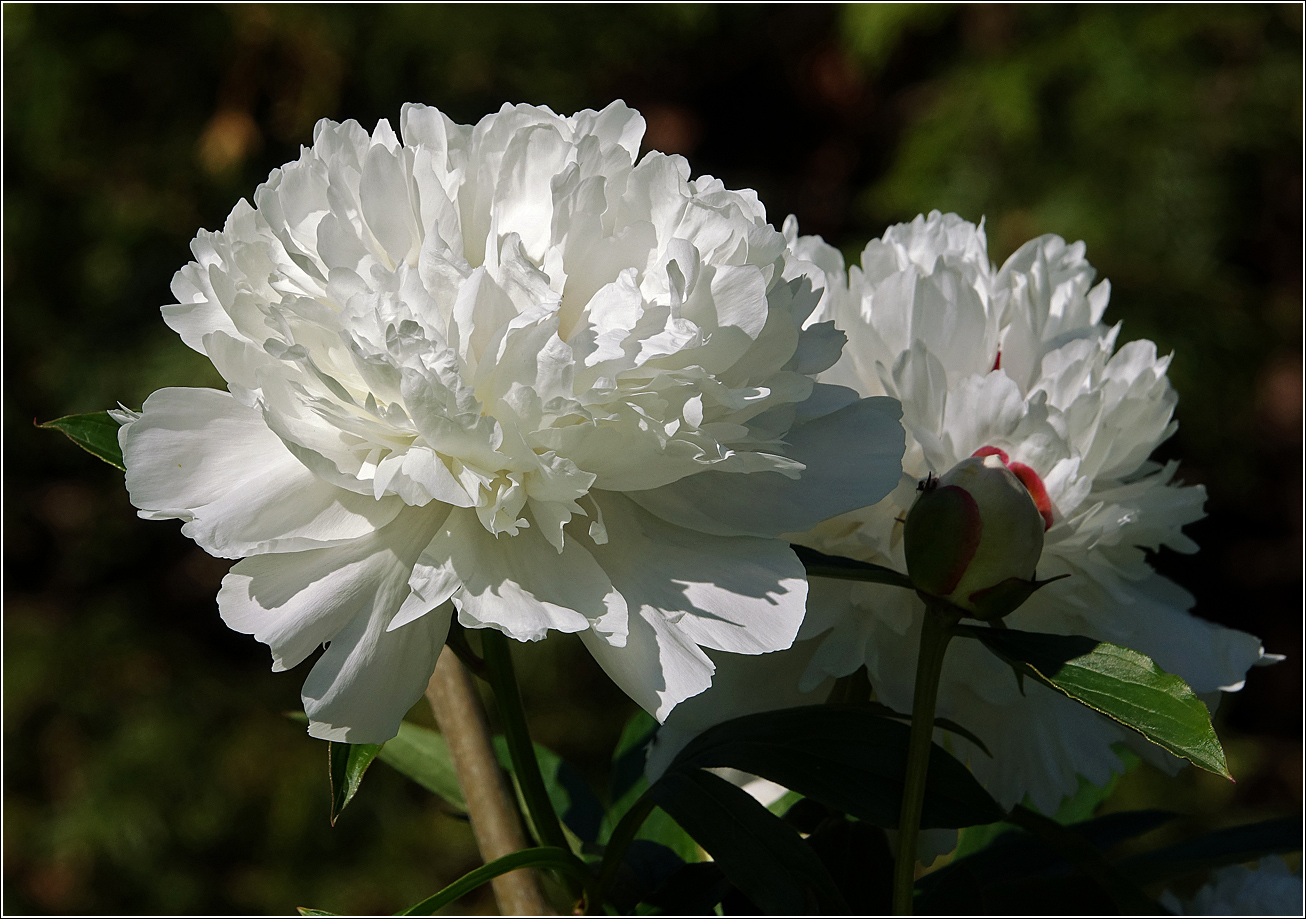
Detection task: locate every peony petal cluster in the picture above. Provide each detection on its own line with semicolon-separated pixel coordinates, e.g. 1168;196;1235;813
114;102;905;743
786;211;1274;811
1160;857;1303;916
651;210;1273;814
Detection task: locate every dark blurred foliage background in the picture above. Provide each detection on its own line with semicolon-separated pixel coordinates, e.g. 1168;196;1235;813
3;4;1301;914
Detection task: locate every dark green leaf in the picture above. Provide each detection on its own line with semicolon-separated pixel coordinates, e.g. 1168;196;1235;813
953;747;1140;859
1003;805;1164;913
919;808;1179;915
375;721;465;811
861;699;994;758
958;626;1230;777
804;817;894;915
791;544;914;589
609;708;658;808
328;741;381;825
38;411;125;470
668;705;1003;829
642;862;730;915
602;839;686;913
600;710;700;863
1121;816;1303;884
649;769;846;914
396;846;589;916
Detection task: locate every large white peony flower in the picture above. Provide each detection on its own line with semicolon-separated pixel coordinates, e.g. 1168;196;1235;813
749;210;1269;813
114;102;905;743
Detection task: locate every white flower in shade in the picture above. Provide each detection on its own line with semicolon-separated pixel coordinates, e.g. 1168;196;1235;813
114;102;905;743
779;210;1274;813
1161;857;1304;916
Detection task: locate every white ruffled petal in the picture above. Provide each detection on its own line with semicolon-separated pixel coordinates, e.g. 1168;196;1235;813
628;395;905;538
122;387;403;557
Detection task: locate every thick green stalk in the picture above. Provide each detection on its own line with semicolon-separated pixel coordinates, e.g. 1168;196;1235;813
892;601;958;915
480;629;572;858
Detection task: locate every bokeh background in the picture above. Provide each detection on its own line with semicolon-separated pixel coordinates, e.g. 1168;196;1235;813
4;4;1301;914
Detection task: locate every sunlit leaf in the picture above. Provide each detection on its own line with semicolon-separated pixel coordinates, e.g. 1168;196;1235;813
959;626;1230;777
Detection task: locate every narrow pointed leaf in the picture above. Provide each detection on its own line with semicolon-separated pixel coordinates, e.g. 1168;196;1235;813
791;545;914;589
958;625;1230;778
328;741;381;825
650;769;846;914
38;411;125;470
396;846;588;915
668;705;1003;829
296;910;338;917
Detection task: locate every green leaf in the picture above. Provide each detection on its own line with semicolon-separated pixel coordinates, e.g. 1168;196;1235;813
396;846;589;916
1120;816;1303;884
600;710;701;863
296;910;338;917
375;721;465;811
38;411;125;470
861;699;994;758
1003;805;1164;914
328;741;381;825
790;544;914;589
919;808;1175;915
958;625;1231;777
492;736;605;845
668;705;1003;829
649;769;847;914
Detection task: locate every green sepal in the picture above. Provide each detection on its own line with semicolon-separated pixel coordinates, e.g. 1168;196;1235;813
328;741;382;825
903;482;982;596
965;572;1070;621
38;410;125;470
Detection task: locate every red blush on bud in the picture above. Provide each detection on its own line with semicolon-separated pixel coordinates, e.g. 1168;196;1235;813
971;446;1055;531
972;445;1009;464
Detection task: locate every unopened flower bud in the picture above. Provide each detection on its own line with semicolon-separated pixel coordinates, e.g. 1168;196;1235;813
903;449;1048;617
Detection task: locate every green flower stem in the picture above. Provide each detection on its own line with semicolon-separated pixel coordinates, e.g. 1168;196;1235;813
480;629;573;859
592;790;657;913
892;599;960;915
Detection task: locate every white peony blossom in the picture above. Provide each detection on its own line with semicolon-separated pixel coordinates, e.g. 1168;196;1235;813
783;212;1276;810
770;210;1271;813
1160;857;1304;916
114;102;905;743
